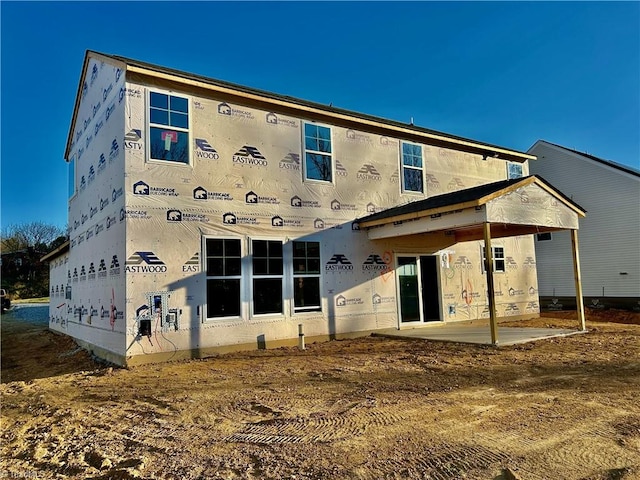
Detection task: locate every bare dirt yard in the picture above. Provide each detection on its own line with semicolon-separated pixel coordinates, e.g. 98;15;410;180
1;304;639;480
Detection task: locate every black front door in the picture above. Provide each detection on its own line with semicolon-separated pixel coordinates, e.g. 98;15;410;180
420;256;440;321
397;256;420;323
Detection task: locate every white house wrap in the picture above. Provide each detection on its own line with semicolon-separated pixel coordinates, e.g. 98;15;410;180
45;51;585;366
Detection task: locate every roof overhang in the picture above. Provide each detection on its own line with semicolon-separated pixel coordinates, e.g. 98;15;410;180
358;176;586;242
40;241;70;263
64;52;127;160
65;50;536;164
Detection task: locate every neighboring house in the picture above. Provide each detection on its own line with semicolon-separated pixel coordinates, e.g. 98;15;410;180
1;249;28;270
43;51;586;366
528;140;640;310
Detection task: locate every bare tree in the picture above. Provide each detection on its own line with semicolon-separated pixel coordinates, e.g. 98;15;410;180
306;154;333;182
1;222;65;253
1;222;67;298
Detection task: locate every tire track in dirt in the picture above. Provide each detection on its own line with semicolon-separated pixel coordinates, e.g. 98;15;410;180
230;414;365;444
392;386;640;480
614;416;640;443
223;397;411;444
85;403;232;454
3;315;639;479
471;414;640;479
210;393;424;444
529;427;640;479
352;443;511;480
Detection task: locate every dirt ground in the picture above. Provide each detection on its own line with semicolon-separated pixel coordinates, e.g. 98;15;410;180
1;305;639;480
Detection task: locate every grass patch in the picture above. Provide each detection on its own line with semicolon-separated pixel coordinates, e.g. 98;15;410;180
13;297;49;304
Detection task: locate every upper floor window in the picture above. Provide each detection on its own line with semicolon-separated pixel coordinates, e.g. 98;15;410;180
148;91;190;164
401;142;423;193
507;162;523;179
304;123;333;182
536;232;552;242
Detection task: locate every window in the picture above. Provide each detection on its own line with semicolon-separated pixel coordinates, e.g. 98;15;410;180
304;123;332;182
252;240;283;315
205;238;241;318
293;241;321;313
482;246;505;273
148;91;189;164
507;162;523;179
401;142;423;193
536;232;552;242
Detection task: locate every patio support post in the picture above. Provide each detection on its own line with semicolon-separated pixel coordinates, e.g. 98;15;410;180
483;222;499;345
571;229;587;331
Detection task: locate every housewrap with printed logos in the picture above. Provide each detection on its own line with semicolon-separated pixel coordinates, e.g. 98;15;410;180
45;51;585;366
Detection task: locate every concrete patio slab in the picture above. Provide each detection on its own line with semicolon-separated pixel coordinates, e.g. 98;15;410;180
373;321;586;346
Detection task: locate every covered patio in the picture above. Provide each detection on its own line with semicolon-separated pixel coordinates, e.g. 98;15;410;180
358;175;588;345
373;319;586;346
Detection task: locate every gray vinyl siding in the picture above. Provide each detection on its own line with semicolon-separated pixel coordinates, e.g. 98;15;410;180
528;141;640;298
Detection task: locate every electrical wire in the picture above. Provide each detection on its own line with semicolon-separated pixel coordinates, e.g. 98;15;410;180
153;309;161;348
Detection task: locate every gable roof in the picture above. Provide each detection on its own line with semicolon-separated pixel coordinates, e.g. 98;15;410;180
357;175;586;228
530;140;639;178
64;52;127;160
65;50;535;163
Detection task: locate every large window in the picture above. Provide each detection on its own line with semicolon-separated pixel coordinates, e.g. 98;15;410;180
401;142;423;193
206;239;241;318
507;162;523;179
304;123;333;182
149;91;189;164
482;246;505;273
292;241;321;313
252;240;283;315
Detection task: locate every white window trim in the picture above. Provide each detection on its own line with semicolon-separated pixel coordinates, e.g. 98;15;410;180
302;121;335;185
400;140;425;194
146;88;192;167
291;240;323;314
250;237;285;318
481;244;506;273
202;235;243;322
507;162;523;179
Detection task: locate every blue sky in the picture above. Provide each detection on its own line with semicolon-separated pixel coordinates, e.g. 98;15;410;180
1;1;638;232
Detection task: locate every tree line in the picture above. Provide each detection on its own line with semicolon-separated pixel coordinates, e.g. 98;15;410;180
1;222;67;299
